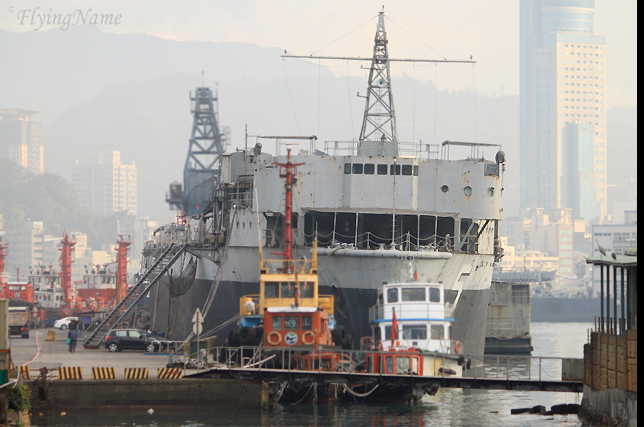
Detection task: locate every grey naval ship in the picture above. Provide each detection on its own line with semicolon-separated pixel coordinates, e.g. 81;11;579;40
142;11;506;357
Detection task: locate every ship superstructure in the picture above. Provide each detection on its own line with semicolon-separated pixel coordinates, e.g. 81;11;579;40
144;10;506;356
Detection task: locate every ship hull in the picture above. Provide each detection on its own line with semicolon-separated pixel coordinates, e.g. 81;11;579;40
148;246;493;356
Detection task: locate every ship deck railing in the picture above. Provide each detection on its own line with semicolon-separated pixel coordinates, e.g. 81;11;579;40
320;140;501;162
208;345;583;391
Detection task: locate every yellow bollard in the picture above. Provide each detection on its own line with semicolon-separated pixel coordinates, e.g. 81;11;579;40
45;330;56;341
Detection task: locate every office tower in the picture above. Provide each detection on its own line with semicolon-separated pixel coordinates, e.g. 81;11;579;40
520;0;607;221
72;150;137;217
0;109;44;174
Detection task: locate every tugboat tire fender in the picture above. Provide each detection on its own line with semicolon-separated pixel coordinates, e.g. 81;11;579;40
267;331;281;346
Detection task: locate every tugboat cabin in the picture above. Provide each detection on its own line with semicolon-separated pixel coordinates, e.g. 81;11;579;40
369;282;457;353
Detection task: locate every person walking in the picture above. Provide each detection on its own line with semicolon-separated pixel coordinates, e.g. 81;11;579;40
68;327;78;353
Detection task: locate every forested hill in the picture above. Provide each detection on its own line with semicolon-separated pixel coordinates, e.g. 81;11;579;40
0;158;127;248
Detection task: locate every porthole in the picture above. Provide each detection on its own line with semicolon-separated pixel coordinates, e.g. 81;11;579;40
464;186;472;196
441;185;449;193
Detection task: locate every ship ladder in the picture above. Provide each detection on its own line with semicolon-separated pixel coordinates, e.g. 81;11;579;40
82;243;187;349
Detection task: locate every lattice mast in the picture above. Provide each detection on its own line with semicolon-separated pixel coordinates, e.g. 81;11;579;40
167;85;226;215
359;10;398;144
116;235;132;303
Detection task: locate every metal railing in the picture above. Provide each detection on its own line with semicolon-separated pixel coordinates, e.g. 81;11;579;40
209;346;577;383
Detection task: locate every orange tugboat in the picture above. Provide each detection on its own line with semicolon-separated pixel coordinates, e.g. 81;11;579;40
228;148;341;355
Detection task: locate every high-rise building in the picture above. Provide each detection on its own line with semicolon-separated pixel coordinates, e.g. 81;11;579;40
520;0;607;222
0;109;44;174
72;150;137;217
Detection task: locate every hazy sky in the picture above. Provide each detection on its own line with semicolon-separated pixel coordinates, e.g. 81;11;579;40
0;0;637;109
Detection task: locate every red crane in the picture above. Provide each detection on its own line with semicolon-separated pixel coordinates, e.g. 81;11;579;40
116;235;132;303
59;233;76;317
0;238;8;299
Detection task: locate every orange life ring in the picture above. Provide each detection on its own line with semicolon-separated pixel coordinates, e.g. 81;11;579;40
361;336;374;349
302;331;315;345
454;340;461;354
267;331;282;346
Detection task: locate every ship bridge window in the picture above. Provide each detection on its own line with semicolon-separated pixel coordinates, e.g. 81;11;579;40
387;288;398;303
390;164;401;175
280;282;296;298
402;324;427;340
301;282;314;298
364;164;375;174
430;325;445;340
402;287;425;302
429;287;441;303
272;316;282;331
402;165;412;176
377;164;387;175
344;164;351;174
352;163;363;174
303;316;312;330
284;316;299;330
265;282;278;298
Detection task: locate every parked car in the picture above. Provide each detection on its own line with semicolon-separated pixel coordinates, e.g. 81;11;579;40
53;317;78;330
104;329;174;353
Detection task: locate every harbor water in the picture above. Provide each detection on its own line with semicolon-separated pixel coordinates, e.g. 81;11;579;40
33;322;592;426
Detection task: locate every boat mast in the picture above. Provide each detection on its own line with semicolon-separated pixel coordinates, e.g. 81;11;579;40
273;148;304;273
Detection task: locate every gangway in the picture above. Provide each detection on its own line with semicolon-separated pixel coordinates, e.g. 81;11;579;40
83;244;186;349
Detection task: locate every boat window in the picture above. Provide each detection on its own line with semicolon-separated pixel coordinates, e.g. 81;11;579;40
430;325;445;339
385;356;394;374
429;287;441;303
302;316;312;330
402;165;412;176
284;316;299;330
413;165;419;176
300;282;314;298
402;324;427;340
387;288;398;303
364;164;375;174
390;164;401;175
280;282;295;298
344;164;351;174
352;163;363;174
374;327;382;343
377;164;387;175
272;316;282;331
402;287;425;302
384;326;392;340
396;356;410;374
412;357;419;374
265;282;278;298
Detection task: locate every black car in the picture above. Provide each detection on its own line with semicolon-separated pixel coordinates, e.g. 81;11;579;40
104;328;175;353
104;329;157;352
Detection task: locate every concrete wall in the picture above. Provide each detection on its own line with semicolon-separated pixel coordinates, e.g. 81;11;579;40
29;379;267;411
584;330;637;392
581;330;637;425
